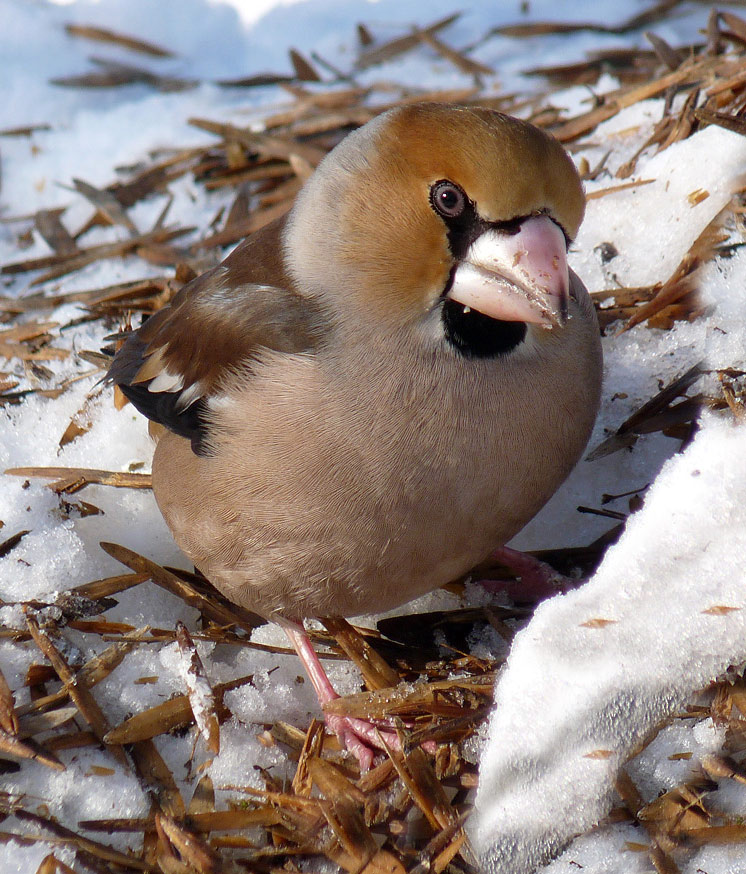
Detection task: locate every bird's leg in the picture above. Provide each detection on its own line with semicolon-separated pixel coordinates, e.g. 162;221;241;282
478;545;579;602
281;621;402;771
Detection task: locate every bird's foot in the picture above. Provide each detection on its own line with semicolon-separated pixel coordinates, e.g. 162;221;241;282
282;620;433;771
479;545;580;603
323;711;402;772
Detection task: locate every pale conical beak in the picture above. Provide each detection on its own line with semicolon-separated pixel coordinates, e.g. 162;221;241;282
446;214;570;327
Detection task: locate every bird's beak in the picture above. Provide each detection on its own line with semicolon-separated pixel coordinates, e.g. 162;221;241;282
446;214;570;327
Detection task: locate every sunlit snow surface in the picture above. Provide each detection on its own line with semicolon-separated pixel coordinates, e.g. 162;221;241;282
1;2;745;873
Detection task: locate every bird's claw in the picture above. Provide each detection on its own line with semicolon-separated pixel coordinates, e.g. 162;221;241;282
324;713;438;771
324;713;401;771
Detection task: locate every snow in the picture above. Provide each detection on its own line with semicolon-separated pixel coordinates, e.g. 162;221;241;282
1;1;745;872
474;416;746;872
577;124;746;289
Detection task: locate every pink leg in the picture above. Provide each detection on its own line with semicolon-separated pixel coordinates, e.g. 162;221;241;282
479;546;579;602
282;621;403;771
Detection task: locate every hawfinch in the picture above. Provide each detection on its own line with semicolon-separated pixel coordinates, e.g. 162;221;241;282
109;103;602;768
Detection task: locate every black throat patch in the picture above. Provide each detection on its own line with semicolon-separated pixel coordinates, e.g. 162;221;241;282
441;298;528;359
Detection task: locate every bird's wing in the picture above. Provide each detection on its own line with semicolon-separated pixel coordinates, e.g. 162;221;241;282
107;218;327;454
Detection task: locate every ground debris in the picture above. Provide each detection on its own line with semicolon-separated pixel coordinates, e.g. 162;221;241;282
588;363;704;460
0;553;493;872
601;674;746;871
1;7;743;873
64;23;177;58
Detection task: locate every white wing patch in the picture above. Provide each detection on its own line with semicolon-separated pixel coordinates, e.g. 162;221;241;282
147;368;185;394
175;380;206;412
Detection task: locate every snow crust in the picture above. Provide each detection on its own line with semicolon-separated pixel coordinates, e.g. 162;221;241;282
474;417;746;872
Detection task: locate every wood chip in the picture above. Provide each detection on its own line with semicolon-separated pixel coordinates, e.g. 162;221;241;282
100;541;264;632
0;726;65;771
34;854;70;874
72;572;150;601
721;11;746;47
408;811;470;874
0;529;29;560
51;70;143;89
0;667;18;735
17;636;142;719
64;24;176;58
129;742;185;820
0;277;170;314
34;210;79;256
586;178;655;200
645;31;683;71
0;341;68;362
417;31;494;76
54;56;196;93
13;808;155;871
175;622;220;754
292;719;326;797
694;106;746;137
0;124;52;137
615;769;645;818
289;48;321;82
189;117;327;166
216;72;295;88
0;321;58;343
5;467;152;491
356;13;460;69
189;807;284;832
104;674;253;744
1;226;192;285
192;199;292;249
321;618;400;690
323;673;494;720
309;757;401;872
620;205;727;333
687;188;710;206
489;2;685;39
587;363;703;460
383;745;476;867
188;775;215;816
580;618;618;628
701;753;746;783
650;840;682;874
552;63;706;143
17;706;79;738
684;824;746;844
357;24;374;47
70;177;139;234
24;610;128;766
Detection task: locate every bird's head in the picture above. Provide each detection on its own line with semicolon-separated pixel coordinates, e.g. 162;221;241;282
283;102;585;357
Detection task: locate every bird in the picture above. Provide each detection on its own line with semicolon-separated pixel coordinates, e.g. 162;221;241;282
108;102;603;769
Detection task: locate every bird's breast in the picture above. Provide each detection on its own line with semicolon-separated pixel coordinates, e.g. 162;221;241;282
152;308;601;620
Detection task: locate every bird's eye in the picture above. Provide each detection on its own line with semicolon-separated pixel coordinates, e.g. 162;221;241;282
431;180;466;219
